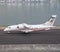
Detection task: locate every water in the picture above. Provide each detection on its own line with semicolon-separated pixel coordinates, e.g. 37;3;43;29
0;0;60;25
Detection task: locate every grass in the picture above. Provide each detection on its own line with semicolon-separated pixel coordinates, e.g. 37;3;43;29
0;25;7;29
55;25;60;29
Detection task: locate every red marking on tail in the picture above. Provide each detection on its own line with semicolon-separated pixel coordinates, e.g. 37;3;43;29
50;20;53;23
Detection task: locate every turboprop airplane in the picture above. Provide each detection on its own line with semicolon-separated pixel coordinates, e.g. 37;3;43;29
4;15;57;33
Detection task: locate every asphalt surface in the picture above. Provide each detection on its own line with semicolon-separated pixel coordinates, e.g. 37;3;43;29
0;29;60;44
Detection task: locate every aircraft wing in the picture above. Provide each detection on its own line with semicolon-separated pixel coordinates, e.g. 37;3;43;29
23;25;30;29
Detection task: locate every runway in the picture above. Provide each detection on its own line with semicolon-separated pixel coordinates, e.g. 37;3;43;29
0;29;60;44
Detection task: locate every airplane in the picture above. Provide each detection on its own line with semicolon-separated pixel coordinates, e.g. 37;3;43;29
4;15;57;33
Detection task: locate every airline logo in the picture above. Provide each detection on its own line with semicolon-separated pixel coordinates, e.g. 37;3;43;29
50;19;53;23
49;17;55;23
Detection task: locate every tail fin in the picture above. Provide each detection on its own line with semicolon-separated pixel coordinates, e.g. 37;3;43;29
44;15;57;26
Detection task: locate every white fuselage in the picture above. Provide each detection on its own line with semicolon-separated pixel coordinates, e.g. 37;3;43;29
4;24;54;33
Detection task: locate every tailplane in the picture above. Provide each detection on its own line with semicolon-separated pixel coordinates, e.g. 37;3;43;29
44;15;57;26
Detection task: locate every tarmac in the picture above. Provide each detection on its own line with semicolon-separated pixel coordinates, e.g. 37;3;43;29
0;29;60;44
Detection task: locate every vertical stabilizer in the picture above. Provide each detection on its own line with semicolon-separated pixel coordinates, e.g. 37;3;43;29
44;15;57;26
